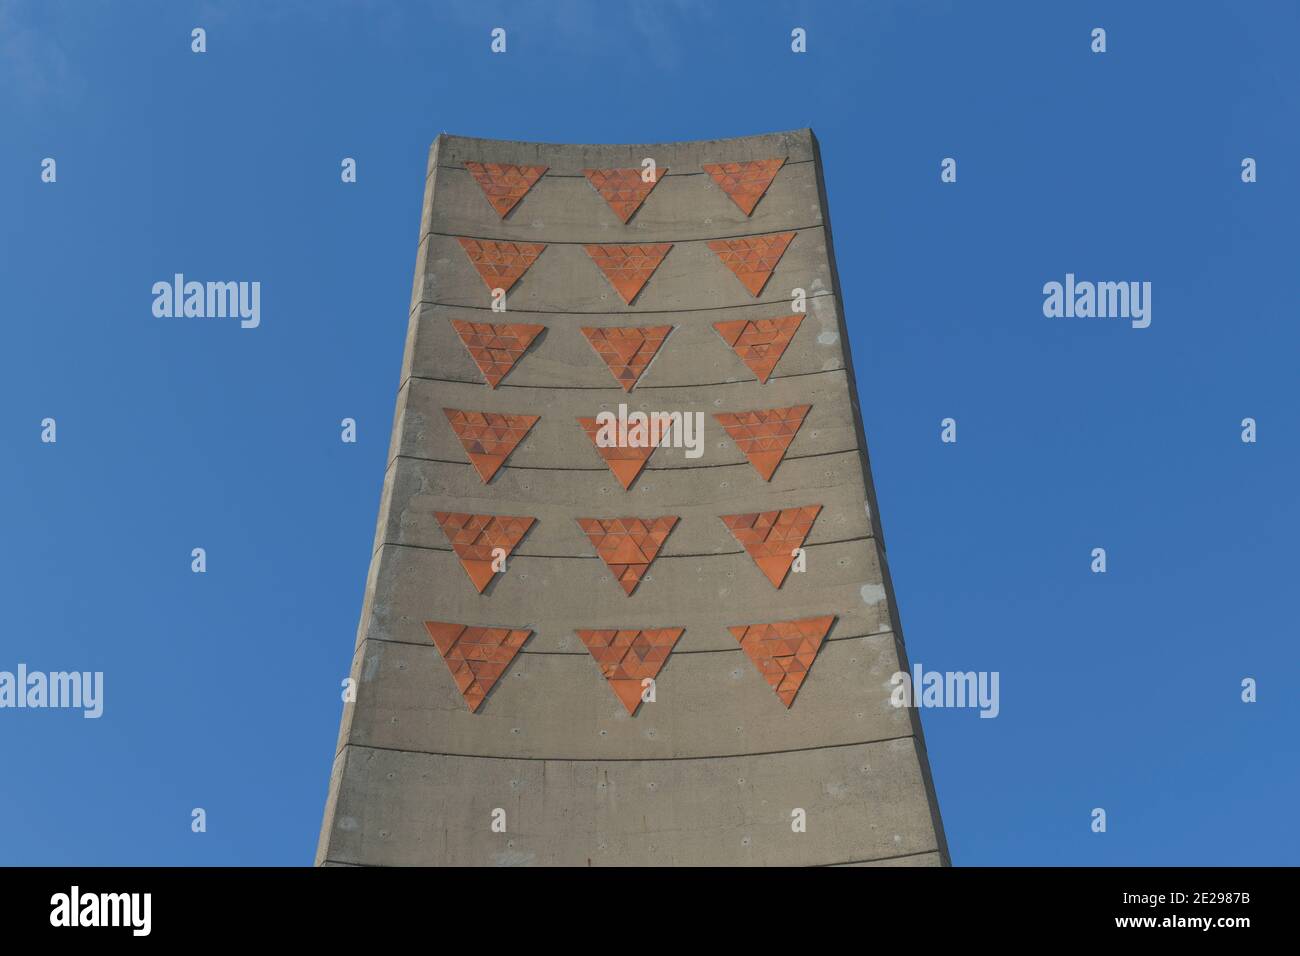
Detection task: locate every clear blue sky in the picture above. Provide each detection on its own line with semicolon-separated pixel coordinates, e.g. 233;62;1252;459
1;0;1296;866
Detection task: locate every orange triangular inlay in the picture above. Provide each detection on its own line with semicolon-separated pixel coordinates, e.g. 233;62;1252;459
701;158;785;216
576;628;684;714
433;512;536;593
706;232;795;296
712;314;804;383
450;320;544;388
584;243;672;304
720;505;822;588
443;409;540;482
456;237;545;294
582;167;669;223
463;162;547;218
577;516;679;595
728;615;835;708
577;417;656;489
580;325;673;392
424;621;532;712
714;405;811;480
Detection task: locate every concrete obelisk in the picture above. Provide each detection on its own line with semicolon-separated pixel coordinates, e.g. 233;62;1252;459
316;130;948;866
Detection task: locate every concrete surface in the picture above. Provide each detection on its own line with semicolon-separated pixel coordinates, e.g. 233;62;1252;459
316;130;948;867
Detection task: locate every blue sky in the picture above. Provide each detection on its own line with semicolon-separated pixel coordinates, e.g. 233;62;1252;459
1;0;1296;865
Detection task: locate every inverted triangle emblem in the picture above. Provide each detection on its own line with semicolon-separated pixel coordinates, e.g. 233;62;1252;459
701;158;785;216
456;237;545;293
706;232;795;296
450;320;544;388
728;615;835;708
582;167;669;223
424;621;532;712
577;417;656;489
714;405;810;480
442;409;539;482
712;314;804;383
433;512;536;593
720;505;822;588
463;162;547;218
584;243;672;304
576;628;684;714
580;325;673;391
577;516;679;595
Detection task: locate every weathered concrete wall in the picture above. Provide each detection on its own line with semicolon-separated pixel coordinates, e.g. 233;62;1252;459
316;130;948;866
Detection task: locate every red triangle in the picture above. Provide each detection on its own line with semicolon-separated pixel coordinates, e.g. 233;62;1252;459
701;158;785;215
584;244;672;304
714;405;811;480
463;162;547;218
720;505;822;588
456;237;545;294
728;616;834;707
582;167;669;223
576;516;679;595
712;314;804;383
450;320;544;388
576;628;684;714
580;326;673;391
577;417;656;489
424;621;532;712
442;409;540;482
706;232;795;296
433;512;536;592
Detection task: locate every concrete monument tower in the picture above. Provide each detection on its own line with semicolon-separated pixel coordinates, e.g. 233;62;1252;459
316;130;949;866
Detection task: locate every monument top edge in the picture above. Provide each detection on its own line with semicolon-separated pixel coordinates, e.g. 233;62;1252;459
431;128;813;150
426;129;819;172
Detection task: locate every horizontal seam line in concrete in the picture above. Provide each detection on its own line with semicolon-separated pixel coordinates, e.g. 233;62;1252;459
388;446;859;473
397;364;844;393
381;533;873;559
434;158;816;180
409;288;835;318
819;848;942;867
419;222;824;248
339;733;915;764
362;629;893;656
